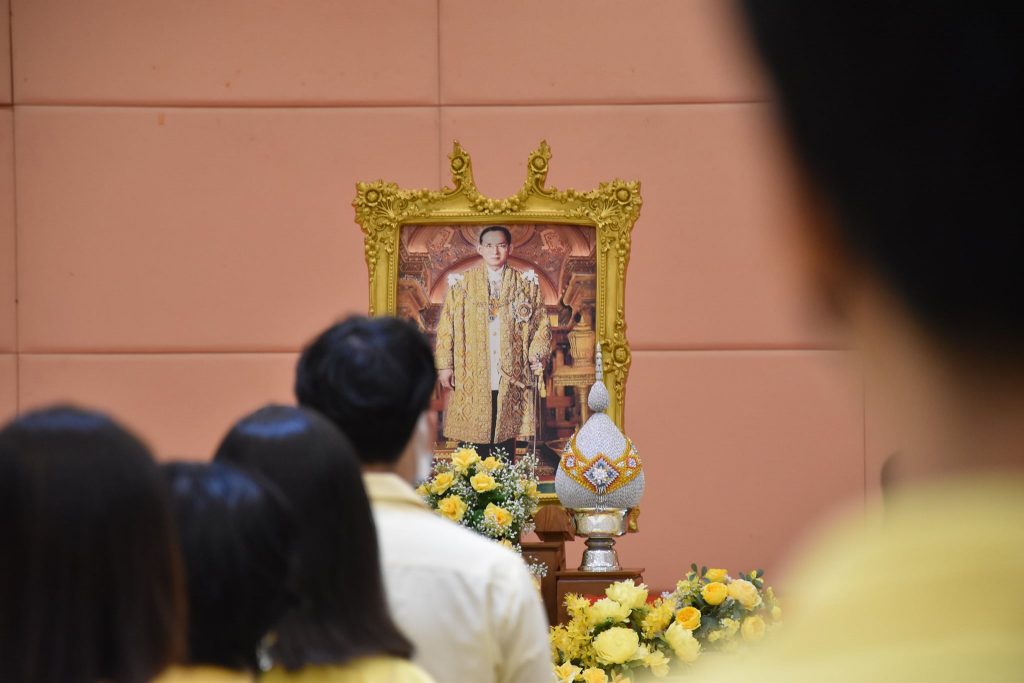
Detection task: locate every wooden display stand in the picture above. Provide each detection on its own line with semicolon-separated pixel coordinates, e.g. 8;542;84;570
522;505;643;625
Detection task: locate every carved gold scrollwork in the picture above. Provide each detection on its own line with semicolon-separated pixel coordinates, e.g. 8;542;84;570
353;141;641;428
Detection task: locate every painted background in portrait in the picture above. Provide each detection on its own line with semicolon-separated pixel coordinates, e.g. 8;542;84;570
398;223;598;484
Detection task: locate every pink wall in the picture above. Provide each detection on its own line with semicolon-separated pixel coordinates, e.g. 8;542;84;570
0;0;888;590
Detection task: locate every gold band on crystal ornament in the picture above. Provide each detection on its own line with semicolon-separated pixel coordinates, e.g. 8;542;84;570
560;434;642;495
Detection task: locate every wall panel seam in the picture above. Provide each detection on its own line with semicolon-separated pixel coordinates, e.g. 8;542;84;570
12;99;769;111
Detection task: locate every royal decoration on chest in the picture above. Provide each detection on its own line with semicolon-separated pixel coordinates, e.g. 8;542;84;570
560;434;642;496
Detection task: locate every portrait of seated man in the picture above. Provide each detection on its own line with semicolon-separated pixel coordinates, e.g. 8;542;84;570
435;226;551;458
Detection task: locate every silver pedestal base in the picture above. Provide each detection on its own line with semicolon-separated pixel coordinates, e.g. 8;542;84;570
581;537;621;572
571;508;629;572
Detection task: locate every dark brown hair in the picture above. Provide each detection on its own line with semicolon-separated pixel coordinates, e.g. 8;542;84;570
0;405;186;683
214;404;414;671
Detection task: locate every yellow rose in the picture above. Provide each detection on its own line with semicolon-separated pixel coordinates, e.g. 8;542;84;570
643;649;670;678
581;668;608;683
498;539;514;550
479;456;503;472
554;661;582;683
741;615;766;642
721;618;740;637
414;483;428;496
665;622;701;663
589;598;631;625
675;606;701;631
771;605;783;621
640;600;675;637
605;579;649;610
428;471;455;495
451;447;480;473
704;568;728;583
592;627;640;665
437;494;467;522
522;479;539;498
483;503;513;528
728;579;762;610
701;581;729;606
470;472;498;492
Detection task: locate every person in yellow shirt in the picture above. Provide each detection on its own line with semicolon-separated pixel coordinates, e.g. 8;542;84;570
214;406;434;683
157;462;300;683
687;3;1024;681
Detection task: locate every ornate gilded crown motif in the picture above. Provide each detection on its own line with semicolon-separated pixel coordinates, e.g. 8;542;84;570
560;434;642;496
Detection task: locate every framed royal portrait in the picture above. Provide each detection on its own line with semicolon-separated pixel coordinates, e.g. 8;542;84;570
354;142;641;497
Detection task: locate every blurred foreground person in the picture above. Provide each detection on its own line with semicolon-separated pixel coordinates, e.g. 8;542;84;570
214;405;434;683
693;2;1024;681
295;316;554;683
0;406;185;683
158;463;298;683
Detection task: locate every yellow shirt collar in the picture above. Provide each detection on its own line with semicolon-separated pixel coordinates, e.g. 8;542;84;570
362;472;429;510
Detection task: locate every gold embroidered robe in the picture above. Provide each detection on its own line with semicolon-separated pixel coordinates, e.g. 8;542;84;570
435;264;551;444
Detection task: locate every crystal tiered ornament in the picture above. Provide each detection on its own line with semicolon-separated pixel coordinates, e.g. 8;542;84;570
555;344;645;571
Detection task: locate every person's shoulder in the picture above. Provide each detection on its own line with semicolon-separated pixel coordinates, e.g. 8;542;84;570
385;507;526;568
348;656;436;683
261;658;435;683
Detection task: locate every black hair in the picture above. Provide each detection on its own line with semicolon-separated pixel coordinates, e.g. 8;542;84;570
162;461;298;672
0;405;185;683
294;316;436;465
213;405;413;671
740;2;1024;350
479;225;512;244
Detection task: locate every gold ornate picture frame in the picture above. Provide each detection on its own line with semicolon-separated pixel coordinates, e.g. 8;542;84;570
354;141;640;492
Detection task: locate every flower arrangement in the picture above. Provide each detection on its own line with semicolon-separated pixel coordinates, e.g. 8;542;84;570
417;446;545;576
550;565;781;682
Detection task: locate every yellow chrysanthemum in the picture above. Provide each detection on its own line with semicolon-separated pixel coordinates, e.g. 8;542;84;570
643;649;671;678
606;579;648;610
553;661;582;683
581;668;608;683
588;598;631;626
641;600;675;638
665;622;701;663
592;627;640;665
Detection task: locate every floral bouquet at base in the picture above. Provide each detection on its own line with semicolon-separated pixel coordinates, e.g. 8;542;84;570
417;446;546;579
550;567;781;682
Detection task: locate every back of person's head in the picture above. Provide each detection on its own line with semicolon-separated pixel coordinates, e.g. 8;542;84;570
295;315;436;464
213;404;413;670
740;2;1024;354
162;461;297;672
0;405;185;683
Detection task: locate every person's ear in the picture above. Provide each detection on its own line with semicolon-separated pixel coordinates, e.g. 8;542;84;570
789;155;858;324
476;242;485;257
507;242;514;257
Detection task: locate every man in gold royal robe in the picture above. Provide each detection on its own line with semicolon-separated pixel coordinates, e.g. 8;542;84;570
435;226;551;457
